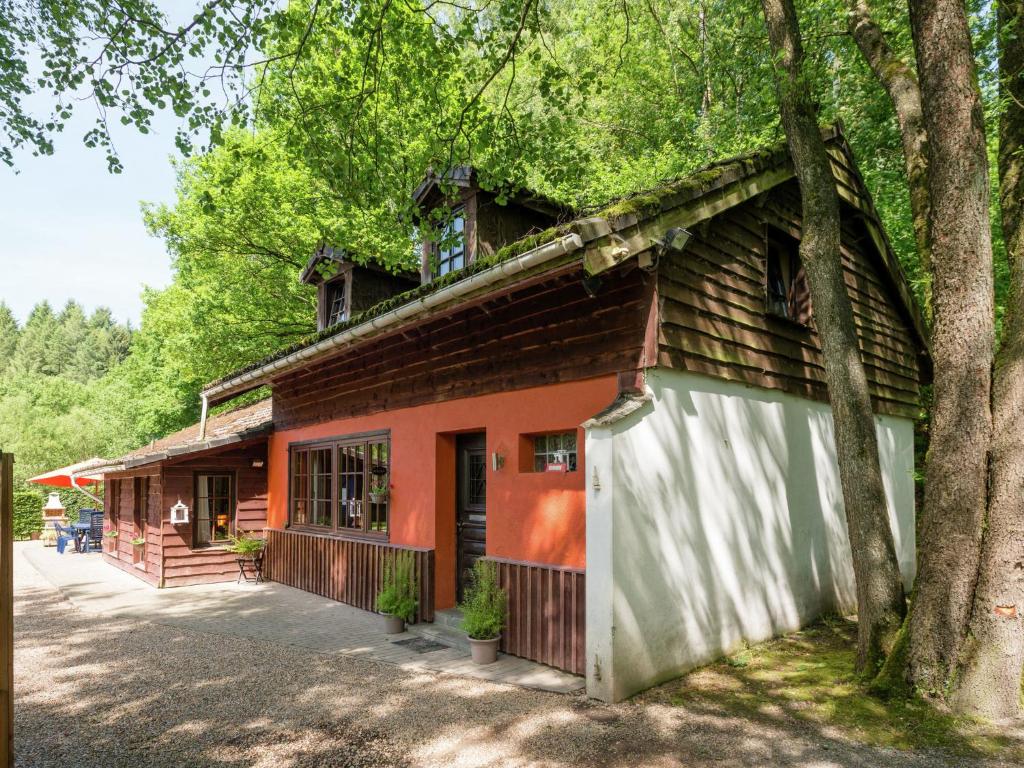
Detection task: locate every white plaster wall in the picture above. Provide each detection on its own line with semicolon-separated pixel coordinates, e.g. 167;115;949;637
585;368;916;702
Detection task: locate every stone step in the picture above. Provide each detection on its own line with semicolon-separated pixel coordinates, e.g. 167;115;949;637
408;620;471;653
434;608;465;630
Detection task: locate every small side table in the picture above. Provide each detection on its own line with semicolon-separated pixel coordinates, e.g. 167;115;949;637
236;553;264;584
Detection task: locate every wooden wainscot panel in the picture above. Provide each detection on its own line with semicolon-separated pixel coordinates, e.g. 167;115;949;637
263;528;435;622
487;557;586;676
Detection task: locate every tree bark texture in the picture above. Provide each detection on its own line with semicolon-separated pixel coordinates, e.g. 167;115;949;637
951;0;1024;720
760;0;907;671
847;0;932;306
907;0;995;695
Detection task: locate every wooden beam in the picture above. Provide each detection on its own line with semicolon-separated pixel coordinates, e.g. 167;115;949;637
584;164;797;275
0;451;13;768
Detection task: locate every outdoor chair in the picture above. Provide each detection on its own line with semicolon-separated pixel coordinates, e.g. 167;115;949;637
78;508;96;526
87;512;104;552
54;522;80;555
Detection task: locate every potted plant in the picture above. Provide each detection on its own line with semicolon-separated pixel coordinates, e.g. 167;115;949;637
376;550;417;633
368;480;389;505
459;560;508;664
226;529;265;558
130;536;145;547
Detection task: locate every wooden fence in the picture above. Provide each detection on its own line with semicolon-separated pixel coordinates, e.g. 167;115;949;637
1;452;13;768
263;528;435;622
488;557;586;676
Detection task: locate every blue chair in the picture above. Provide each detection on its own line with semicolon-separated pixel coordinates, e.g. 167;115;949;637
54;523;79;555
78;509;95;526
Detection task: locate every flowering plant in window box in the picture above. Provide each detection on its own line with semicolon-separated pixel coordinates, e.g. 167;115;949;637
368;480;389;505
103;530;119;538
130;536;146;547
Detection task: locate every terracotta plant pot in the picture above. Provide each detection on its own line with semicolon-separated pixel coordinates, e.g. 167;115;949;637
382;614;405;634
29;531;41;541
469;637;500;665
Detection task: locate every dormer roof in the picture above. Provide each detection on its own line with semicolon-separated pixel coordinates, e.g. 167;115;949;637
300;245;418;286
412;165;570;218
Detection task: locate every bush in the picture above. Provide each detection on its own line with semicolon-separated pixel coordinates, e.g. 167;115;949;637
459;560;508;640
12;490;44;539
376;550;418;623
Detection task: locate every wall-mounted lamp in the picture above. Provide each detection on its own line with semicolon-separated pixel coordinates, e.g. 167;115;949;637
491;452;505;471
252;458;265;469
656;227;692;254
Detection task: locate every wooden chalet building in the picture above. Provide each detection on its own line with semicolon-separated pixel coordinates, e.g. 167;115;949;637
100;400;271;587
102;126;927;702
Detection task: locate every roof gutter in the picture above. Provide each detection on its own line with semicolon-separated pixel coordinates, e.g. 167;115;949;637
202;233;585;404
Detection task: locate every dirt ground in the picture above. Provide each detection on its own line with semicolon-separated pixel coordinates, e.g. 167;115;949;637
13;547;1021;768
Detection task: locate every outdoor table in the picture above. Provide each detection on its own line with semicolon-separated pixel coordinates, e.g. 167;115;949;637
70;522;90;552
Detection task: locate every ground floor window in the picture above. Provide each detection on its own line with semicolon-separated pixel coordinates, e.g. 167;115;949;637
195;473;233;547
290;432;390;537
533;432;578;472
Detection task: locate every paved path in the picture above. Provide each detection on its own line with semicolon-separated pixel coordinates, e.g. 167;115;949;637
21;542;583;694
13;541;1009;768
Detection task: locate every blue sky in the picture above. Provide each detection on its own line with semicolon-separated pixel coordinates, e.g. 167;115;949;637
0;92;180;328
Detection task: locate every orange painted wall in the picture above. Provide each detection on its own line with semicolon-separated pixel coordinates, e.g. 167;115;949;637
267;375;617;607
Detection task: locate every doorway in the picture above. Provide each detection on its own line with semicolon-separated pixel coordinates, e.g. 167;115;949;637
456;433;487;602
132;476;147;568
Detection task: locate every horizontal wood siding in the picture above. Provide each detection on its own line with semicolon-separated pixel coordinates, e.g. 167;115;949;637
264;528;435;622
160;444;268;587
488;557;586;675
657;178;922;418
273;264;652;430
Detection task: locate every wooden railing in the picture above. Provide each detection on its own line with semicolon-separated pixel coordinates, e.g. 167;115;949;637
488;557;586;676
1;451;14;768
263;528;435;622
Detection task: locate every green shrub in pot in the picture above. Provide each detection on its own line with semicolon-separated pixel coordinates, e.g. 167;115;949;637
377;550;418;625
459;560;507;640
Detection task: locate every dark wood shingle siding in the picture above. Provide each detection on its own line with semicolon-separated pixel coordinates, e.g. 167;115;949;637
656;179;922;418
272;263;654;430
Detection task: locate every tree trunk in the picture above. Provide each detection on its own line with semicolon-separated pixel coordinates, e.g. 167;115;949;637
846;0;932;307
906;0;995;695
950;0;1024;720
760;0;907;671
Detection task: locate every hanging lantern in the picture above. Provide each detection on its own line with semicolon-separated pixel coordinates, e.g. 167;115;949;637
169;499;189;525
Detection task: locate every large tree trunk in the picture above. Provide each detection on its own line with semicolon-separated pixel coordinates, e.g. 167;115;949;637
906;0;995;695
950;0;1024;720
760;0;907;671
846;0;931;305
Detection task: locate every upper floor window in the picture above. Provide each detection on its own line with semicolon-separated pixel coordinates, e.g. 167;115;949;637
533;432;578;472
432;208;466;278
765;226;812;325
325;279;347;327
290;432;390;537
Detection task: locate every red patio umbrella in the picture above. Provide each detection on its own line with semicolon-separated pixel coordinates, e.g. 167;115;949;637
27;458;113;504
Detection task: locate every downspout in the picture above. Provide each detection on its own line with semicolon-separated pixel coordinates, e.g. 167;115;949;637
198;393;209;441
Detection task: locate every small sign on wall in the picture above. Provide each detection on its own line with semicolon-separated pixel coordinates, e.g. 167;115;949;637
170;499;190;525
546;463;568;473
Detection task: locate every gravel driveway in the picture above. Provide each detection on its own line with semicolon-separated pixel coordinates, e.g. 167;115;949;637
12;546;1013;768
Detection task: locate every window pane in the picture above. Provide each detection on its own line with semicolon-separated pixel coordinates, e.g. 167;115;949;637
533;432;578;472
197;473;232;546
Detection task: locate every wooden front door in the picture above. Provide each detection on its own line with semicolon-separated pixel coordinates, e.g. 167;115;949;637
456;433;487;602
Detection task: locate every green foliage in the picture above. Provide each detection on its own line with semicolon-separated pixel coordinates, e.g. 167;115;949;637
130;536;146;547
226;529;265;556
12;490;43;539
376;551;418;623
459;560;507;640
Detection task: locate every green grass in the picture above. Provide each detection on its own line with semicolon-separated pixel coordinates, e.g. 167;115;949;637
640;618;1022;759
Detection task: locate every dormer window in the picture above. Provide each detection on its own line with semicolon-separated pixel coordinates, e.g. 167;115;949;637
325;279;348;327
433;208;466;278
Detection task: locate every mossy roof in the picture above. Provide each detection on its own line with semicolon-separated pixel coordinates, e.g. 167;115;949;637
205;124;923;400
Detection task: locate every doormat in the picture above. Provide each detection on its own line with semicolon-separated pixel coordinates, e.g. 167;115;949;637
392;637;450;654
